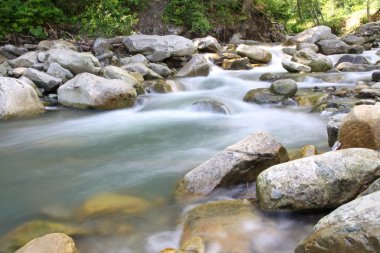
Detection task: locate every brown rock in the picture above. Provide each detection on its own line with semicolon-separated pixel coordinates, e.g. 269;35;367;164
15;233;77;253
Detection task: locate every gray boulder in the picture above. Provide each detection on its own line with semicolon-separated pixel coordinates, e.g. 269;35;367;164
15;233;77;253
24;68;62;92
120;54;149;66
236;44;272;63
257;148;380;210
46;63;74;83
336;55;370;65
336;62;380;72
358;178;380;197
270;79;298;97
102;66;139;85
290;26;333;44
0;62;11;76
8;52;38;68
175;54;211;77
45;49;101;75
296;43;319;52
244;88;285;104
317;39;350;55
148;63;173;77
58;73;137;109
292;48;333;72
178;131;288;196
37;40;77;51
193;35;222;53
123;35;195;58
327;113;347;147
19;76;43;97
281;60;311;73
3;44;28;56
341;34;365;45
122;63;162;80
295;191;380;253
0;77;45;119
282;47;297;56
145;51;171;62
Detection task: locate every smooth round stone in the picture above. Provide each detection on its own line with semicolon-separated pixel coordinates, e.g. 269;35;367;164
270;79;298;97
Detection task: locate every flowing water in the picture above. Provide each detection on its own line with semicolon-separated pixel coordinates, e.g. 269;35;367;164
0;46;378;253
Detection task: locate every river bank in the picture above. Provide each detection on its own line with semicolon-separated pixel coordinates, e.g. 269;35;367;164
0;22;379;253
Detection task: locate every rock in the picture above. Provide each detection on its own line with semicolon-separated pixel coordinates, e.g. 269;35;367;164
148;63;173;77
0;54;8;64
341;34;366;45
292;48;333;72
336;55;370;65
37;52;49;63
373;71;380;82
8;52;38;68
160;248;177;253
355;21;380;37
37;40;77;51
0;220;87;253
317;39;350;55
358;178;380;197
146;51;171;62
144;80;173;94
336;62;379;72
300;145;318;158
3;44;28;56
123;35;195;57
363;43;372;50
175;55;211;77
327;113;347;147
180;237;205;253
45;49;101;75
11;67;27;78
357;88;380;98
120;54;149;66
236;44;272;63
282;60;311;73
356;99;376;106
46;63;74;83
15;233;77;253
244;88;285;104
92;38;112;56
102;66;139;85
257;148;380;210
296;43;319;52
282;47;298;56
24;68;62;92
290;26;333;44
270;79;298;97
0;62;11;76
0;77;45;119
222;57;251;70
178;132;288;196
122;63;163;80
338;105;380;150
19;76;43;97
193;36;222;53
57;73;137;109
77;193;151;218
295;191;380;253
348;45;364;54
191;100;229;114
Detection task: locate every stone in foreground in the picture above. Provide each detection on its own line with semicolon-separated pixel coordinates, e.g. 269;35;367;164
15;233;77;253
0;77;45;119
338;105;380;150
295;191;380;253
57;73;137;110
257;148;380;210
178;131;288;196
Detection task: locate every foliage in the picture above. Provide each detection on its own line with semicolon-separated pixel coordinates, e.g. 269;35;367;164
0;0;65;39
79;0;139;37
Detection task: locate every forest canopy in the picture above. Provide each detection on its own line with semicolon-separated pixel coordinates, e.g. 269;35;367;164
0;0;376;40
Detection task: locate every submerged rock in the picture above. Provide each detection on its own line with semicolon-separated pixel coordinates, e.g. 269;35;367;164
338;105;380;150
0;77;45;119
257;148;380;210
15;233;77;253
191;100;229;114
295;191;380;253
178;131;288;196
236;44;272;63
57;73;137;110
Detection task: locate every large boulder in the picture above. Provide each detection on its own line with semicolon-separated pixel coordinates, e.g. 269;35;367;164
15;233;77;253
123;35;195;58
178;132;288;196
295;191;380;253
338;105;380;150
341;34;366;45
102;66;139;85
290;26;333;44
8;52;38;68
0;77;45;119
236;44;272;63
292;48;333;72
45;49;101;75
317;39;350;55
282;60;311;73
37;40;77;51
57;73;137;109
257;148;380;210
23;68;62;92
175;54;211;77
